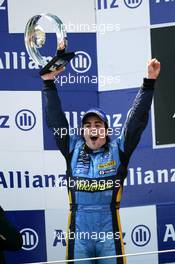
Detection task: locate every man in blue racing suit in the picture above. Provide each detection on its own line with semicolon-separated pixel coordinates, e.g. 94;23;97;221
41;58;160;263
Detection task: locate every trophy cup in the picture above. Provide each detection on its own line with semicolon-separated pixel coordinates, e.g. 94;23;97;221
24;13;75;75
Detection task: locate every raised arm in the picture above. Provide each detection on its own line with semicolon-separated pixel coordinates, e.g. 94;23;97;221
119;59;161;163
41;68;70;158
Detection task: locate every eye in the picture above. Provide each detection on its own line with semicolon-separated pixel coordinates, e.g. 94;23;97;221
84;124;90;128
95;123;103;128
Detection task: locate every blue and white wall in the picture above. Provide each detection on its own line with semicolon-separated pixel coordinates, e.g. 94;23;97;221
0;0;175;263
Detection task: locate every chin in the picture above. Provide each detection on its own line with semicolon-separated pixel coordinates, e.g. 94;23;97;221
89;142;102;150
90;145;99;150
86;138;106;150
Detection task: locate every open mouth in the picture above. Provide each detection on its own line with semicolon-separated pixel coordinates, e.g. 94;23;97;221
90;136;98;141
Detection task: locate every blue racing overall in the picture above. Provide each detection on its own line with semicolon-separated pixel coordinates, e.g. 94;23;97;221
43;78;155;263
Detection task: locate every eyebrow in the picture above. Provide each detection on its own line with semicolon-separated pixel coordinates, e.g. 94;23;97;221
84;121;103;125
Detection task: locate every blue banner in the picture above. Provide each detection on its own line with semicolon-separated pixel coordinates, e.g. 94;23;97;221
0;0;8;32
157;204;175;263
5;210;47;264
150;0;175;25
122;147;175;207
0;32;97;91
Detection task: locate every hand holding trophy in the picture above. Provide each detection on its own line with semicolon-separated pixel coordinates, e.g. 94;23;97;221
24;13;75;76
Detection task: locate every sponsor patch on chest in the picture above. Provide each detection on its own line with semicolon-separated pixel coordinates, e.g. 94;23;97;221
98;160;116;169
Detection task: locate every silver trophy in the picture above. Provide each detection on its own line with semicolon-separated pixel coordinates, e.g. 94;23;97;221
24;13;75;75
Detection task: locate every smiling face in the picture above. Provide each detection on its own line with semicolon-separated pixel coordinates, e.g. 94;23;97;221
82;115;107;150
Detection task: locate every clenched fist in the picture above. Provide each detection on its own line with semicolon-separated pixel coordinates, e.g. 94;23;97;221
147;58;161;79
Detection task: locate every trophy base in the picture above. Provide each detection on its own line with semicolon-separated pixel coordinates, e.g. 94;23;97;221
39;51;75;76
